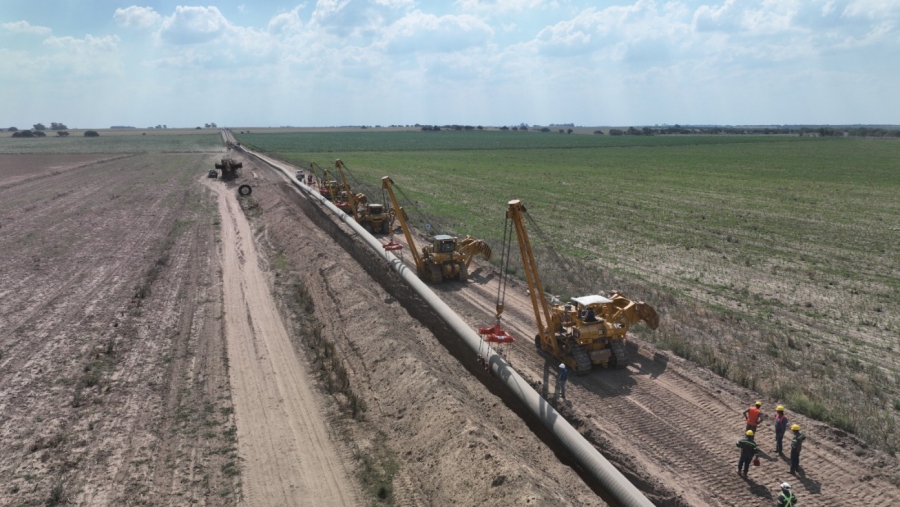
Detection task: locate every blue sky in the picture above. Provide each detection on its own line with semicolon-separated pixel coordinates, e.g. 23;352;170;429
1;0;898;128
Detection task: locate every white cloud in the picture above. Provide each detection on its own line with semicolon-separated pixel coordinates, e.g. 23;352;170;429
381;10;494;53
457;0;547;14
44;34;120;51
114;6;162;29
842;0;900;18
1;20;52;35
310;0;415;39
158;6;230;45
269;6;305;34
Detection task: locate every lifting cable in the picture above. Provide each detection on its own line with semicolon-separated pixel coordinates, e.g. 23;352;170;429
478;214;516;369
522;209;591;298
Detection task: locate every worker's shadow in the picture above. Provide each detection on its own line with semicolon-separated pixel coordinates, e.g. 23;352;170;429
794;470;820;494
743;478;775;502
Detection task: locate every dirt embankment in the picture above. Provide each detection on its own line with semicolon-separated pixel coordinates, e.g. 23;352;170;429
0;154;239;506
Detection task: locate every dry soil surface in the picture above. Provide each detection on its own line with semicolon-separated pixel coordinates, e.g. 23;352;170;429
0;153;239;505
3;146;898;507
205;178;358;506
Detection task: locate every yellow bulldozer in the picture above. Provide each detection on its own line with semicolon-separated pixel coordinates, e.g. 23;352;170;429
501;199;659;371
382;176;491;283
334;160;392;233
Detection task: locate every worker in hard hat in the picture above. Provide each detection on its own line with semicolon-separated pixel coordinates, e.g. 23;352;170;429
789;425;806;474
774;405;789;454
743;401;766;434
736;429;759;476
557;363;568;400
776;482;797;506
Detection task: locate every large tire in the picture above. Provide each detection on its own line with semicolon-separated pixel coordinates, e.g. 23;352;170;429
237;184;252;196
381;220;390;234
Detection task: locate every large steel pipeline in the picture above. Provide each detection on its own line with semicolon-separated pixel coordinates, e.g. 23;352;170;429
241;147;655;507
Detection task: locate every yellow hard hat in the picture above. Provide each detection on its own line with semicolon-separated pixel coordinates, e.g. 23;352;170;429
776;405;784;412
746;430;754;436
791;424;801;431
755;401;762;407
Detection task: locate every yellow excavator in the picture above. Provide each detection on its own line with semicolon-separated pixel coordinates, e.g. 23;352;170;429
382;176;491;283
334;160;392;234
502;199;659;371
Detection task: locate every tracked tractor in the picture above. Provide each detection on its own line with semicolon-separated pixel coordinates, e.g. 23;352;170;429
500;199;658;372
382;176;491;283
334;159;391;233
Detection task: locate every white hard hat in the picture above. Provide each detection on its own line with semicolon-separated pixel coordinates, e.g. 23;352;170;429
780;482;791;490
559;363;566;369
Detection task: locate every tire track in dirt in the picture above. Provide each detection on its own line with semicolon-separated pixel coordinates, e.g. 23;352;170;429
208;180;358;507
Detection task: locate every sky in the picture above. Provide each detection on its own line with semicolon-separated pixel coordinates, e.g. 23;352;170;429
1;0;898;128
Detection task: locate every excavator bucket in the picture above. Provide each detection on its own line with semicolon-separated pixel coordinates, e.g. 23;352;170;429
458;236;492;267
636;302;660;330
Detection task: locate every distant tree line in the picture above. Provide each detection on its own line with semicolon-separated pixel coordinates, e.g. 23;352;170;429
602;125;900;138
420;125;484;131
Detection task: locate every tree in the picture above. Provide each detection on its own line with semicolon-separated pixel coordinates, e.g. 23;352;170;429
84;130;100;137
500;126;509;131
12;130;34;137
476;126;483;130
50;122;68;130
593;130;604;135
567;128;573;134
609;129;624;136
540;127;551;132
559;129;564;133
33;123;46;130
33;130;47;137
8;127;18;132
56;131;69;137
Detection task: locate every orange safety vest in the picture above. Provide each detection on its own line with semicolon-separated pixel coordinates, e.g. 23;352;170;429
746;406;761;427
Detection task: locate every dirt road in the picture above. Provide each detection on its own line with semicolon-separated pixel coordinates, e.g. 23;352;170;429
207;179;358;506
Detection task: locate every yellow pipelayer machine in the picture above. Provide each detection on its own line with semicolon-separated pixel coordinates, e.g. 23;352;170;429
382;176;491;283
503;199;659;372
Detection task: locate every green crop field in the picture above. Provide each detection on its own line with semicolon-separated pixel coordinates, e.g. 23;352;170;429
0;132;223;154
238;130;900;452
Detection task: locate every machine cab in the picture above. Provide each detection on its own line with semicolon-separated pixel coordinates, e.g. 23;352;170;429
367;203;385;216
433;235;458;253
